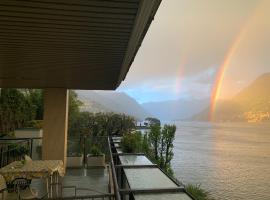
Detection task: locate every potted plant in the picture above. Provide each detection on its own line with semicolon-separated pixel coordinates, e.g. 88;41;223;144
66;152;83;168
87;145;105;167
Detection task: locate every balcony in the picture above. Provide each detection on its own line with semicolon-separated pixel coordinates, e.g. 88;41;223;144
0;136;118;199
0;135;196;200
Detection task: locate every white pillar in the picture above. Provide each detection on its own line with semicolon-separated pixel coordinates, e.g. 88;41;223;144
42;88;69;168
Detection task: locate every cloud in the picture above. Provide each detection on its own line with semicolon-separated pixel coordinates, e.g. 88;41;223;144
118;0;270;103
119;67;215;103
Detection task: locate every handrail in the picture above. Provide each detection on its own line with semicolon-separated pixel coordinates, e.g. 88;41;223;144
107;137;121;200
0;137;42;141
0;137;42;168
47;193;115;199
119;187;185;195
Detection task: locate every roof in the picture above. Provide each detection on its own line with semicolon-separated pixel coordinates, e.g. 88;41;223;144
0;0;161;89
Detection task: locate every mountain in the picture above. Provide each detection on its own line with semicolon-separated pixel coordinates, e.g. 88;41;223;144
193;73;270;122
76;90;150;120
142;98;209;121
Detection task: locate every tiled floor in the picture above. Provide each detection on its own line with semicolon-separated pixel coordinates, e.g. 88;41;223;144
30;167;110;198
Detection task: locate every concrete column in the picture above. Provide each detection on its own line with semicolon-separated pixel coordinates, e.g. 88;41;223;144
42;88;69;168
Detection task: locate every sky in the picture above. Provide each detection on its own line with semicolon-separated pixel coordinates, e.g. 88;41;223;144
118;0;270;104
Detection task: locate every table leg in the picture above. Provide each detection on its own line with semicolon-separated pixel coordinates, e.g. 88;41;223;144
50;175;53;198
46;178;49;198
54;172;58;197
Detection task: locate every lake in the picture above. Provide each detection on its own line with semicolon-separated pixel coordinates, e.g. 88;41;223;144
172;121;270;200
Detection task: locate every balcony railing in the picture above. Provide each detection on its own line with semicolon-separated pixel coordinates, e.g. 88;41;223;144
109;136;196;200
0;135;120;200
0;137;42;168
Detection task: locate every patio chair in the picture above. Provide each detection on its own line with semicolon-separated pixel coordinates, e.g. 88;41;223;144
0;174;17;200
12;178;39;200
24;155;33;162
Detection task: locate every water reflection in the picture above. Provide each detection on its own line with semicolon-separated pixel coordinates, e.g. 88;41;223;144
172;122;270;200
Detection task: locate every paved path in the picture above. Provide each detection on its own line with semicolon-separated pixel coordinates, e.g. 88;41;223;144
30;167;109;198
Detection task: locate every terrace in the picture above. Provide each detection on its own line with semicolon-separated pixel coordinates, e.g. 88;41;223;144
0;136;115;199
0;0;196;199
0;134;197;200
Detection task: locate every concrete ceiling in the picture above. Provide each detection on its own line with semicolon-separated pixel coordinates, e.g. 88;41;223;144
0;0;161;89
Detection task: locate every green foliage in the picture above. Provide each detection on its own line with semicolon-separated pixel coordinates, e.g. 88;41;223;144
0;89;44;135
68;111;136;137
24;120;43;129
68;90;83;134
89;144;102;156
0;89;44;136
145;117;161;126
186;184;215;200
121;131;142;153
160;125;176;169
27;89;44;120
145;124;176;176
141;133;150;155
8;143;29;155
148;124;161;161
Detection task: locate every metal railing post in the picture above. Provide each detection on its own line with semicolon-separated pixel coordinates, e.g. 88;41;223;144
83;135;87;166
108;137;121;200
30;138;33;158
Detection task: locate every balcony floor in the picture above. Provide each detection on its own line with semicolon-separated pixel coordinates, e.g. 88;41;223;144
30;167;109;198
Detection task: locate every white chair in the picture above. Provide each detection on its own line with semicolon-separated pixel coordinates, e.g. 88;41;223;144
0;174;17;200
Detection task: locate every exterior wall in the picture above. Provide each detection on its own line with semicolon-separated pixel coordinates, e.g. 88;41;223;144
14;129;43;139
42;88;69;168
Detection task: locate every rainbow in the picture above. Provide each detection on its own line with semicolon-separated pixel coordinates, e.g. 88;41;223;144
209;1;263;121
175;54;188;96
209;30;244;121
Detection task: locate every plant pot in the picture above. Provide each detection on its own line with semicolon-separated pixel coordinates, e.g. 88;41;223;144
66;155;83;168
87;154;105;167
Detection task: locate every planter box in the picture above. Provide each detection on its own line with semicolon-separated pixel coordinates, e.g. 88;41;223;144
87;154;105;167
67;155;83;168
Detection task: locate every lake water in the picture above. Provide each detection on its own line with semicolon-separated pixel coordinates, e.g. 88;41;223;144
172;121;270;200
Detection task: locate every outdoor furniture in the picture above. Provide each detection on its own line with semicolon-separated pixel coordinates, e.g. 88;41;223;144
0;160;65;198
12;178;38;200
0;174;17;200
24;155;33;163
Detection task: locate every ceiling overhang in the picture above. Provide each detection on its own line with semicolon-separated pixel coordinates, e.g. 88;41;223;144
0;0;161;90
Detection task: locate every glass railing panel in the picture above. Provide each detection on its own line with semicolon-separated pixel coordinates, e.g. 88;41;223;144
116;148;123;154
134;193;193;200
124;168;178;189
119;155;153;165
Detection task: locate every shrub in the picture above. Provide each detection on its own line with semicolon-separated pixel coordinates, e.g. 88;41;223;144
24;120;43;129
186;184;214;200
121;131;142;153
89;145;102;156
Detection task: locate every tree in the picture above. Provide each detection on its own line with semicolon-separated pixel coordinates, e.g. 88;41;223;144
68;90;83;136
148;124;161;161
141;133;150;155
145;123;176;176
0;89;37;135
27;89;44;120
161;124;176;170
145;117;161;126
68;110;136;137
